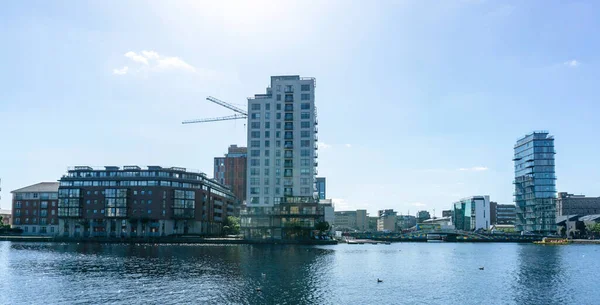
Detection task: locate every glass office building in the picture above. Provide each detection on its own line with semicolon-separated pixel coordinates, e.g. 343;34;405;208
513;131;556;234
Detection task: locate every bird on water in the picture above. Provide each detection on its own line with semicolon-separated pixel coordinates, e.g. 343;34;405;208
479;267;484;270
377;279;383;283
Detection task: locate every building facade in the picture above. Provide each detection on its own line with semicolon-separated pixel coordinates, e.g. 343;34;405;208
377;209;397;232
214;144;247;203
495;204;516;225
57;166;237;238
334;209;367;231
514;131;556;234
316;177;326;200
242;75;322;239
556;192;600;216
11;182;59;235
0;209;11;226
417;210;431;223
396;215;417;230
452;195;490;231
442;210;452;218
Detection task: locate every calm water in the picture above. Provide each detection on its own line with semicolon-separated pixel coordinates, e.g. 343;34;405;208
0;242;599;304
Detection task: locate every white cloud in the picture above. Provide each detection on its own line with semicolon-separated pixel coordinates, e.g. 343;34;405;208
112;66;129;75
564;59;580;67
124;51;149;65
345;144;352;148
411;202;426;207
317;142;331;149
156;56;196;72
116;50;197;74
141;50;160;59
458;166;489;171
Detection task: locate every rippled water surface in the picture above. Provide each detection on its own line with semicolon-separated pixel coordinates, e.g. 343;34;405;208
0;241;599;304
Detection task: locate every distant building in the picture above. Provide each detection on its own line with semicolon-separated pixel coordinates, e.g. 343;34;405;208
442;210;452;218
214;145;247;203
452;196;490;231
514;131;556;234
319;199;335;226
556;192;600;216
57;166;238;238
11;182;59;235
422;216;454;230
316;177;326;200
396;215;416;230
495;204;516;225
334;209;367;231
417;210;431;223
0;209;12;226
368;216;378;232
377;209;397;232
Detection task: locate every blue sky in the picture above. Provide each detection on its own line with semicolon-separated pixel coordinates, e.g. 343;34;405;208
1;0;600;216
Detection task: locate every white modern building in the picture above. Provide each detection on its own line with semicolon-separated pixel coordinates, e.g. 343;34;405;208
452;195;491;231
242;75;322;239
246;75;318;206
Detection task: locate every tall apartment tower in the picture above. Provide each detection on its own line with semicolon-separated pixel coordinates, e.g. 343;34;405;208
514;131;556;234
246;75;318;206
214;145;247;202
242;75;320;239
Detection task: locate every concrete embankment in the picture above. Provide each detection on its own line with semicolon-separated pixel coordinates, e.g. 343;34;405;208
0;235;337;245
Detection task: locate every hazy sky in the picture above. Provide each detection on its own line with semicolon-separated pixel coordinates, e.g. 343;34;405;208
2;1;600;216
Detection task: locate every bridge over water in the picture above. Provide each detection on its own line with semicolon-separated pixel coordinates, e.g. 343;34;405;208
348;230;543;243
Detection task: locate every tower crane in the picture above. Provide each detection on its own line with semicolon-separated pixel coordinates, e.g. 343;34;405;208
182;96;248;125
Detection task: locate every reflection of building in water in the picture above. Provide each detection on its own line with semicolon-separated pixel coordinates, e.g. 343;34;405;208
514;245;569;304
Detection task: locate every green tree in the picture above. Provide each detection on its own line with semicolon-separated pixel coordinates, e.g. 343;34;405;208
592;223;600;234
315;221;330;234
222;216;240;236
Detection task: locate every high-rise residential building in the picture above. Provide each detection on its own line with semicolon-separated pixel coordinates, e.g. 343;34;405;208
452;196;491;231
10;182;59;235
556;192;600;216
334;209;367;231
316;177;326;200
57;166;237;237
242;75;322;239
514;131;556;234
377;209;397;232
214;145;247;202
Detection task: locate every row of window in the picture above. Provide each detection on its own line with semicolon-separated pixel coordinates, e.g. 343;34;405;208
249;168;314;176
57;182;232;199
250;158;313;167
14;209;55;217
14;201;56;209
250;149;314;158
13;217;56;225
13;192;58;200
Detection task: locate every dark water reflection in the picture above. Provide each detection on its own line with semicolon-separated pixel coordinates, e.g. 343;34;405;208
0;242;598;304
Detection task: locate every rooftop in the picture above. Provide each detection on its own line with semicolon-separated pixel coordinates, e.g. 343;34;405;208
11;182;59;194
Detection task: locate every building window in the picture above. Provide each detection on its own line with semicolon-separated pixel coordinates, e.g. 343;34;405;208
251;104;261;110
250;187;260;195
301;84;310;91
275;150;281;157
301;121;310;128
265;112;271;120
264;168;270;176
265;150;270;157
265;122;270;129
250;168;260;176
301;178;310;185
275;159;281;166
301;94;310;100
251;122;260;129
301;140;310;147
264;159;270;166
265;131;270;138
251;159;260;166
301;112;310;119
265;140;270;147
276;94;281;101
265;104;271;111
301;159;310;166
251;150;260;157
301;150;311;157
301;103;310;109
251;131;260;138
276;168;281;176
251;140;260;148
276;103;281;110
251;113;261;120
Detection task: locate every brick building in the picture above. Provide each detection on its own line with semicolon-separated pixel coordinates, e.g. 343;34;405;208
57;166;238;238
214;145;247;203
11;182;59;235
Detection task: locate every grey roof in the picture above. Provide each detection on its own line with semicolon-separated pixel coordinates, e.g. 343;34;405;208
11;182;59;193
556;215;580;225
578;214;600;222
